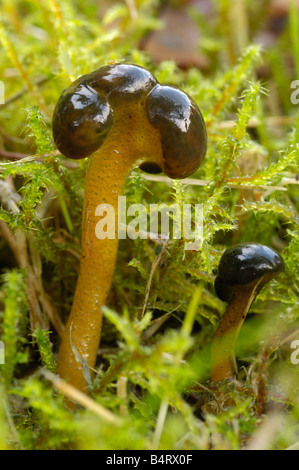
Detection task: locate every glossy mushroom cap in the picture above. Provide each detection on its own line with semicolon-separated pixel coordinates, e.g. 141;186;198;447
52;63;207;178
144;85;207;178
215;243;285;302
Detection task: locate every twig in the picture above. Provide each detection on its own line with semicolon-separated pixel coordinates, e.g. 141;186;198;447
0;76;50;111
0;179;21;211
125;0;138;19
214;116;295;130
41;369;121;424
0;150;60;167
279;328;299;347
138;173;292;192
153;397;169;448
117;374;128;416
120;222;169;244
0;149;29;161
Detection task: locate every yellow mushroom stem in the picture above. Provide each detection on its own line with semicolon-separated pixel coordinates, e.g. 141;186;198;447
57;105;163;392
210;276;265;382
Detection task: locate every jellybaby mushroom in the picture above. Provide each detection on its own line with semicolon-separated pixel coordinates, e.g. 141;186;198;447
210;242;285;382
52;63;207;392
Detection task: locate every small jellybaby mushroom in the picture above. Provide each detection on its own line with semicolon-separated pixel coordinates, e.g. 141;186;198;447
52;63;207;392
210;242;284;382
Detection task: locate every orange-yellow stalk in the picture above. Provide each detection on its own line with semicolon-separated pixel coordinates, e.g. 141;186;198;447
210;280;261;382
57;105;163;392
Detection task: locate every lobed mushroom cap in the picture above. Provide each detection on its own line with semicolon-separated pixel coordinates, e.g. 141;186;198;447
52;63;207;178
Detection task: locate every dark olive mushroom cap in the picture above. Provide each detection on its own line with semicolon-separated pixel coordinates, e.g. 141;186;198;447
87;63;158;104
52;80;113;159
144;84;207;179
52;63;207;178
215;243;285;302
